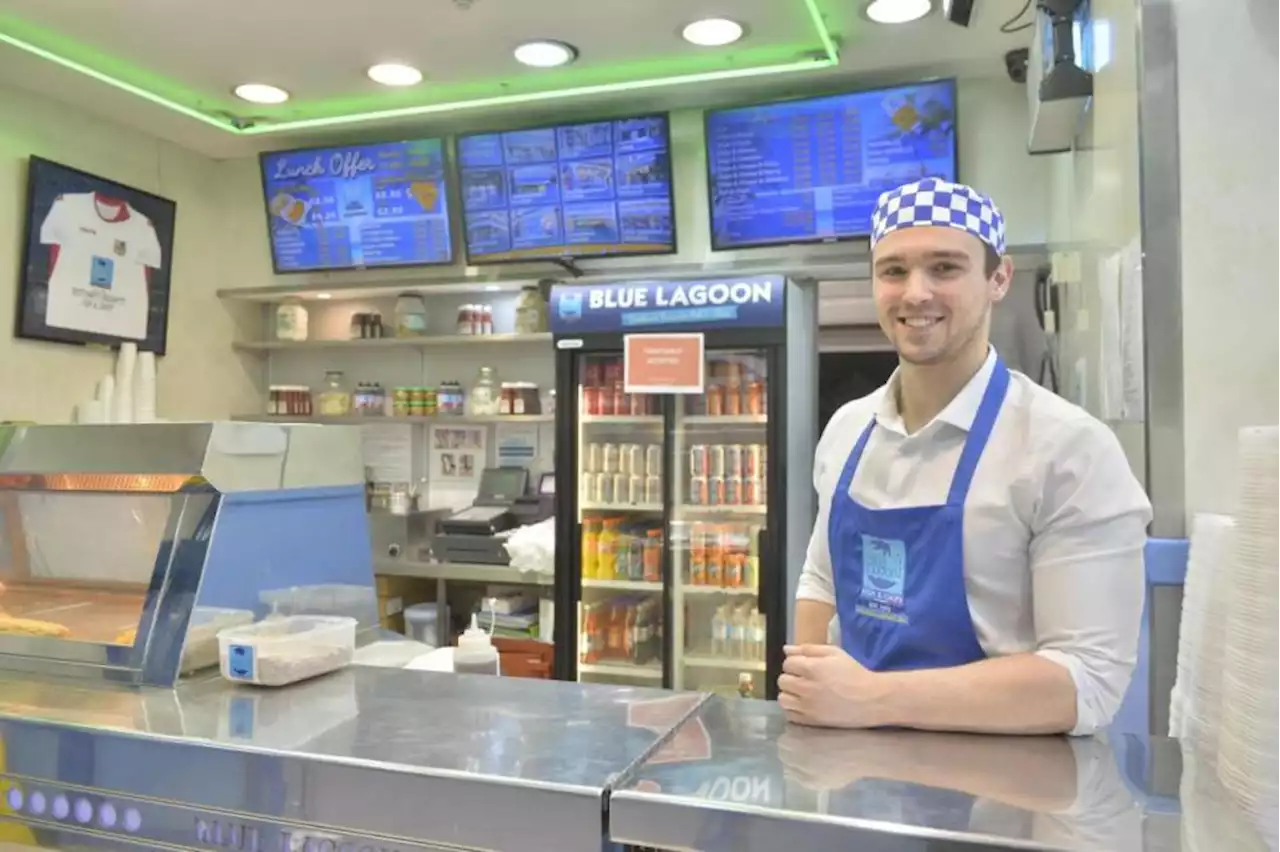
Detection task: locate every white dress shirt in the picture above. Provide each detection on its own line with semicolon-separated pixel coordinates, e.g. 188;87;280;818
796;348;1152;735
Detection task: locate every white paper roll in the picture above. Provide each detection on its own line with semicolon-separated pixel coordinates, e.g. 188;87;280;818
114;342;137;424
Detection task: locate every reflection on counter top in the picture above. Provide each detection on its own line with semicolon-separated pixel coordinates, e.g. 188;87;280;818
0;667;685;790
609;695;1251;852
0;667;706;852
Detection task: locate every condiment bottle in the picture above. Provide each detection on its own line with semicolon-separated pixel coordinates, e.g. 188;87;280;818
454;613;499;676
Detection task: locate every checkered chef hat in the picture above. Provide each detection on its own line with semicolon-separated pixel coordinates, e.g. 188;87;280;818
870;177;1006;256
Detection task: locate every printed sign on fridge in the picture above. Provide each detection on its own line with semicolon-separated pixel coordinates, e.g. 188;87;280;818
624;333;705;394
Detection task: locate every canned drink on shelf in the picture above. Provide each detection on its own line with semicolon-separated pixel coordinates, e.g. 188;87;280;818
689;475;709;505
629;393;649;416
725;476;743;506
706;386;725;417
744;477;765;506
744;444;765;479
627;474;644;505
645;444;663;478
581;471;599;504
709;445;727;477
583;385;601;416
612;474;627;506
725;445;744;478
622;444;643;477
689;445;708;478
689;522;708;585
706;526;725;586
598;472;615;504
585;443;603;474
644;475;663;505
708;475;726;506
747;380;766;415
602;443;620;474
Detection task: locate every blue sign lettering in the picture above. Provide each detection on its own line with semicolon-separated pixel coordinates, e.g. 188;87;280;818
550;275;785;334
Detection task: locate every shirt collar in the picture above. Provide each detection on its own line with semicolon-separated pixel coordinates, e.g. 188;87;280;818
876;347;998;435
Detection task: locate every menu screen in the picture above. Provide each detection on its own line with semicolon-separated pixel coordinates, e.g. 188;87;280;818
457;115;675;263
260;139;454;272
705;80;957;250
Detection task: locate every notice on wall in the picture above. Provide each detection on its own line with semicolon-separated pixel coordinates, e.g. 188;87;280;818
1097;238;1146;423
624;333;705;394
360;423;413;484
495;422;540;470
426;424;486;509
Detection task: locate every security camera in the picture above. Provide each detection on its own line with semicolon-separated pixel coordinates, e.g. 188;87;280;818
1005;48;1029;85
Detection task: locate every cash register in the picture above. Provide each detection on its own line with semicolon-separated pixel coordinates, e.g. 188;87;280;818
433;467;531;565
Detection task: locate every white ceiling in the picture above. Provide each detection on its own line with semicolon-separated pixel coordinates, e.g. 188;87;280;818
0;0;1035;158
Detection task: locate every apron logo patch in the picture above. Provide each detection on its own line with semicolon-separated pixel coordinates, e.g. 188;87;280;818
114;239;127;256
861;534;906;599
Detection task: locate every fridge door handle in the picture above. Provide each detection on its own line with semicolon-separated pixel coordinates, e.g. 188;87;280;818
757;526;771;615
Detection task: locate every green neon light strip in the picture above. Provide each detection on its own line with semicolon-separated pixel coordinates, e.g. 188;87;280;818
0;0;838;135
0;31;232;131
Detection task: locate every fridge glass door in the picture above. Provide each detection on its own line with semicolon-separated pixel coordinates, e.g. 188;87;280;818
575;352;667;687
670;347;770;699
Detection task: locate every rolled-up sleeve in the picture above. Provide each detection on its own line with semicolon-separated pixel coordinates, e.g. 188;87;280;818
1030;418;1152;736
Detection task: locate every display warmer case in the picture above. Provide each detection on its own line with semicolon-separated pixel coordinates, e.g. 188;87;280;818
0;422;374;687
0;422;707;852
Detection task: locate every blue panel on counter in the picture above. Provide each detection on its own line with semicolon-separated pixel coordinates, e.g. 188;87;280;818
192;485;376;625
549;275;786;334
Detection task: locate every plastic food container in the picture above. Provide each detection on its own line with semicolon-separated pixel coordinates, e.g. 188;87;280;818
218;616;356;687
403;603;444;647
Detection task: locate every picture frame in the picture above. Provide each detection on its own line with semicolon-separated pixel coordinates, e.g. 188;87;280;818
15;156;177;354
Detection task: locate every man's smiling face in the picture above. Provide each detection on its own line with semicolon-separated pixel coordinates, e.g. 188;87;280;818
871;226;1010;366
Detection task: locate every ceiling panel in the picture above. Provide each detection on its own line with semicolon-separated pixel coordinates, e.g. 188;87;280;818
0;0;1035;156
0;0;825;118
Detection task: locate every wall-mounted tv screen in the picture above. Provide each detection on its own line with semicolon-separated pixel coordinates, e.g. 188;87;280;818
456;114;675;264
260;139;454;273
704;79;958;251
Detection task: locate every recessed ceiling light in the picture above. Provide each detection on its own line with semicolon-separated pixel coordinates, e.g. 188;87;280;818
681;18;745;47
866;0;932;24
484;284;501;292
367;63;423;87
315;293;332;300
233;83;289;104
513;40;578;68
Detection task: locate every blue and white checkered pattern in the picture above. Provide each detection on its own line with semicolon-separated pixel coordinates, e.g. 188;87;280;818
870;178;1006;255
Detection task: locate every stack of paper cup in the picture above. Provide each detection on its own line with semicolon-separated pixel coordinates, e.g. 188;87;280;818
133;351;157;423
1217;425;1278;848
1169;513;1235;751
113;342;137;424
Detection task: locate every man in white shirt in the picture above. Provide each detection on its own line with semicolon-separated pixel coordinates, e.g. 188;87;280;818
39;192;162;342
780;178;1151;736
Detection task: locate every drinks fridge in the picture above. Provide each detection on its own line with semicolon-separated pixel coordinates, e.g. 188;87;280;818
550;275;818;699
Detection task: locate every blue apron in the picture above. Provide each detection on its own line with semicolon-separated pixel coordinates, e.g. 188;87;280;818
829;358;1010;671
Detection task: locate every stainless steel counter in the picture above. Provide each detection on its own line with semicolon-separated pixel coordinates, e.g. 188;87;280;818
608;696;1217;852
0;667;705;852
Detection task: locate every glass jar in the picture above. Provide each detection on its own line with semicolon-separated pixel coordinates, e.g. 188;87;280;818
395;293;428;338
469;366;500;416
275;298;308;342
514;286;546;334
316;370;351;416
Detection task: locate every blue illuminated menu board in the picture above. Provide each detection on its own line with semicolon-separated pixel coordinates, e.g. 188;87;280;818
260;139;454;272
705;80;957;250
457;115;675;263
